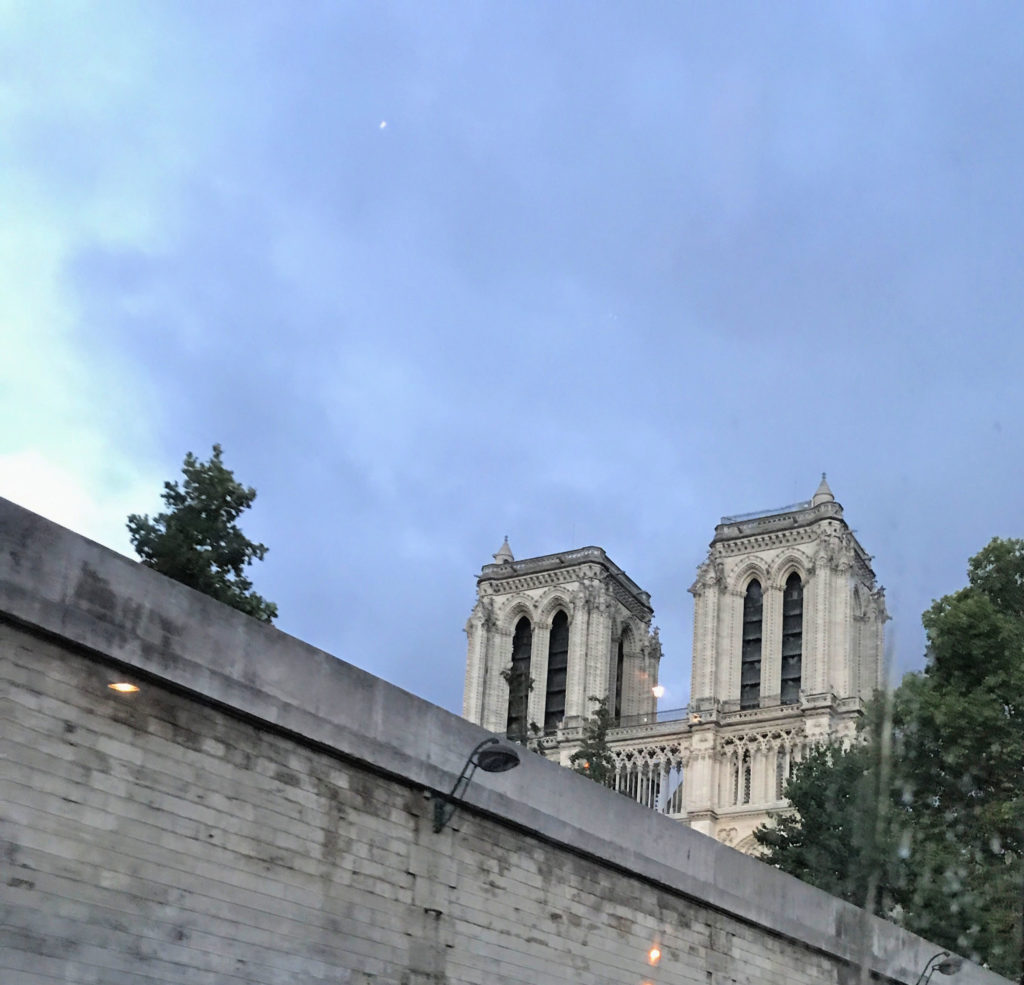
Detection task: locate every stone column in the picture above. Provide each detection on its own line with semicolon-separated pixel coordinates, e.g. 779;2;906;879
685;729;718;818
462;611;484;723
829;560;852;697
689;560;721;701
484;627;511;733
529;622;551;731
807;556;830;696
584;585;613;711
761;585;783;706
563;587;590;723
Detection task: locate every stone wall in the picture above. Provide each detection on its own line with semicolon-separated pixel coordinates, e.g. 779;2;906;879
0;498;1009;985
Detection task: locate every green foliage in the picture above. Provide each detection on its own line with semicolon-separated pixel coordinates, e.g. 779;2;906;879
127;445;278;623
754;739;898;910
756;537;1024;978
896;537;1024;976
569;696;616;786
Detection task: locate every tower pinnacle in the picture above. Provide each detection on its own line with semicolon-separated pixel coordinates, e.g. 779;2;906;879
812;473;834;505
492;536;514;564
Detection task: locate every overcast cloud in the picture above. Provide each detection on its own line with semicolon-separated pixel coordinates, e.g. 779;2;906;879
2;2;1022;712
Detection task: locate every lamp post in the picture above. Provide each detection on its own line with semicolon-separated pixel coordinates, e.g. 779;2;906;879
433;737;521;833
913;950;963;985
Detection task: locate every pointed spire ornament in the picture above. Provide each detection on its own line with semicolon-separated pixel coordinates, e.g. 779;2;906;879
812;473;835;505
493;536;514;564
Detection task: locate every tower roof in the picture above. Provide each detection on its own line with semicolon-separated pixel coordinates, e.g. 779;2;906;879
492;536;514;564
812;473;835;505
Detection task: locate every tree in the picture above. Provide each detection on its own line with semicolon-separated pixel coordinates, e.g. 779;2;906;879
127;445;278;623
569;696;616;787
755;538;1024;978
895;537;1024;978
754;738;898;911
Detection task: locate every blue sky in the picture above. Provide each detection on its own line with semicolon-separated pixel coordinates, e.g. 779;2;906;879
3;2;1022;713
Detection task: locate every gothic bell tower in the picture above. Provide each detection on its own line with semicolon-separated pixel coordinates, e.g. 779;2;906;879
682;475;888;849
463;540;660;739
459;479;887;856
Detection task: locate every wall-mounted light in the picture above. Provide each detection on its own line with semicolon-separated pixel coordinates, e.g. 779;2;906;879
651;685;665;699
108;682;140;694
433;738;520;833
913;950;963;985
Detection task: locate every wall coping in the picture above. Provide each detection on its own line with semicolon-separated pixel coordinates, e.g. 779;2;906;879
0;497;1007;985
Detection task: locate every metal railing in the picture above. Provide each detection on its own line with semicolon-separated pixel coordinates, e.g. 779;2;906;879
720;500;811;523
611;706;691;730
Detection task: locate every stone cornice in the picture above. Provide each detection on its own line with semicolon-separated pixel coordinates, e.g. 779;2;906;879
714;501;843;543
709;514;878;584
713;527;818;556
478;546;653;617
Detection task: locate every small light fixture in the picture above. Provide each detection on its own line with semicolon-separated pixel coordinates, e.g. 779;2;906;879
433;737;520;833
108;682;140;693
648;945;662;966
914;951;963;985
652;685;665;699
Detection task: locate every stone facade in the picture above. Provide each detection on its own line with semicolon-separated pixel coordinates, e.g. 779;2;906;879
0;497;1002;985
463;478;889;851
463;541;660;735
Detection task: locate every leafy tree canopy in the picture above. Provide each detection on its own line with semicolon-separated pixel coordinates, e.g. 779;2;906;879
127;445;278;623
569;696;616;787
753;739;894;909
755;537;1024;978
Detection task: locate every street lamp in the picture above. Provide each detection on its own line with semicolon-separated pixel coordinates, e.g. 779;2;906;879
433;738;521;833
913;951;963;985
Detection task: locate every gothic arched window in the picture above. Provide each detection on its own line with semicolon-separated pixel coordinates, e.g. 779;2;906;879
613;634;625;723
505;616;532;740
781;573;803;705
741;751;752;805
544;610;569;732
740;579;763;709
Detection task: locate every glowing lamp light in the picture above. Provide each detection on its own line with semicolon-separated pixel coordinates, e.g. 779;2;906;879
651;685;665;699
108;682;140;693
648;946;661;966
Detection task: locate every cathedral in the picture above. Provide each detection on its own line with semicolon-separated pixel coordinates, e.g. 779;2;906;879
462;477;888;852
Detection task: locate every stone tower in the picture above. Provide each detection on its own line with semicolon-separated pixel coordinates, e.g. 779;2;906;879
461;478;887;853
463;541;660;738
682;476;888;849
